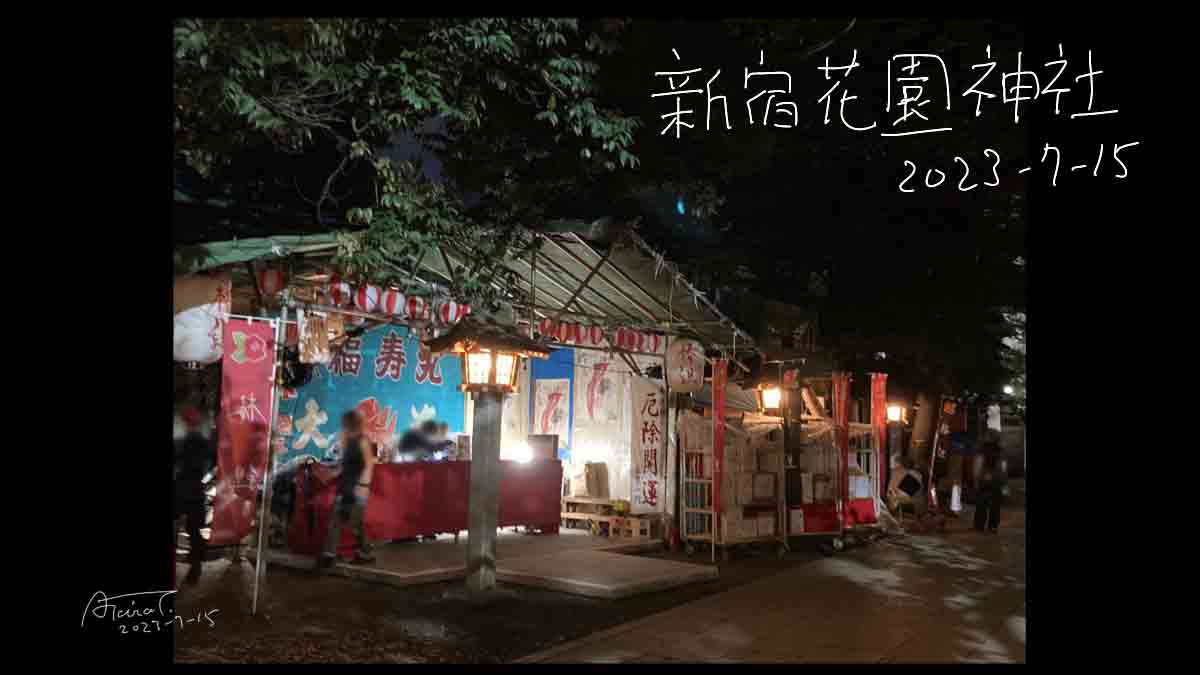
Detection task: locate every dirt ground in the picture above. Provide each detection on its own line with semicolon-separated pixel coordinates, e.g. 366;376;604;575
174;537;837;663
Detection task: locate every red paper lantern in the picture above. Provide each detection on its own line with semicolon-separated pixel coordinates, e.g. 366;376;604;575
405;295;426;321
586;325;605;346
328;275;352;307
354;284;381;313
437;300;468;325
644;333;663;354
380;288;406;316
257;267;286;296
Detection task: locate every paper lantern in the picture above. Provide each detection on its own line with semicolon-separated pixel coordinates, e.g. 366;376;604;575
644;333;663;354
666;338;705;393
328;275;352;307
354;284;381;313
437;300;469;325
257;267;286;296
380;288;406;316
405;295;427;321
558;322;583;344
173;275;230;365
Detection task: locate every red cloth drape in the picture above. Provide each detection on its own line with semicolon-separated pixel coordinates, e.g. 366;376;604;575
711;359;728;542
288;460;562;557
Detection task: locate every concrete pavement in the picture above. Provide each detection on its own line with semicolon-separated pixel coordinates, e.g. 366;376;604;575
519;506;1025;663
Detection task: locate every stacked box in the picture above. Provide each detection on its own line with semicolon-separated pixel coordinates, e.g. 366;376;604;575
789;507;805;534
753;473;776;501
757;449;780;473
756;514;776;537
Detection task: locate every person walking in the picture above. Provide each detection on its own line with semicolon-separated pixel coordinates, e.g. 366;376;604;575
176;408;214;585
973;438;1008;533
317;411;376;569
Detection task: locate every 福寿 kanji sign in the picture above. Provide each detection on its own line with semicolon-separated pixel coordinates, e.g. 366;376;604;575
631;377;666;513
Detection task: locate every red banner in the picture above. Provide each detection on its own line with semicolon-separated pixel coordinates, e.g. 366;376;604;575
871;373;888;501
211;317;276;545
832;372;851;527
712;359;727;541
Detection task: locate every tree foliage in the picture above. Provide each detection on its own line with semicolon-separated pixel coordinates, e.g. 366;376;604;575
175;18;640;309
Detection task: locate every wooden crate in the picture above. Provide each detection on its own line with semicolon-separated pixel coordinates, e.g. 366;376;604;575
609;516;651;540
562;496;618;531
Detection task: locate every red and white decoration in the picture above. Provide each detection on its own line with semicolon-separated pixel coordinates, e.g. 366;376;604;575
536;319;663;354
354;284;381;313
405;295;427;321
328;276;353;307
173;275;232;365
257;267;287;296
380;288;406;316
435;300;470;325
666;338;705;393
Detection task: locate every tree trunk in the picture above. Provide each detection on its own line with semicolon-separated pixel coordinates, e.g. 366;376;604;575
910;391;937;469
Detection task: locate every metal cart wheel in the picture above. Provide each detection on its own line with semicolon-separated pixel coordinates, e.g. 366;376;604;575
831;536;846;552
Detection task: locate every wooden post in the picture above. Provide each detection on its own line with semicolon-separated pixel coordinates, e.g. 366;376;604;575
466;390;504;591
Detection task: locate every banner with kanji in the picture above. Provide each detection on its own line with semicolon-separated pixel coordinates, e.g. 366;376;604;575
276;325;465;469
631;376;665;514
211;317;276;545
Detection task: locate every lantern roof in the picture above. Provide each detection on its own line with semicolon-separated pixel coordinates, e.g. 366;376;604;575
424;316;553;359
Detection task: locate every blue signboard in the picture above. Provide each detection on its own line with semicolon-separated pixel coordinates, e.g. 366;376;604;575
530;347;574;463
276;324;464;467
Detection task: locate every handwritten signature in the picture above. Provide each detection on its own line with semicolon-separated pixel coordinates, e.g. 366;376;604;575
82;591;218;632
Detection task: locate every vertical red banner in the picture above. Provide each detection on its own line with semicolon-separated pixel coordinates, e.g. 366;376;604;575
211;317;276;546
712;359;727;541
870;373;888;501
832;372;851;527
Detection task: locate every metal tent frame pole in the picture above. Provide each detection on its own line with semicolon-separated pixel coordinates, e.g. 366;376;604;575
251;304;286;616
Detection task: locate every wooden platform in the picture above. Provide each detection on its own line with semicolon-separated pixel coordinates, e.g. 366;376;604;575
251;529;701;599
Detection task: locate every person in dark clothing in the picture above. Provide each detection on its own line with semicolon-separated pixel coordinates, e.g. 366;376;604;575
397;420;440;462
175;408;213;585
318;411;375;569
973;440;1009;533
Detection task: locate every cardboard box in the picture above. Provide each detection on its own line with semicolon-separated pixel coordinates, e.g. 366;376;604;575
570;462;610;497
753;473;776;501
800;472;814;504
757;450;780;473
757;514;776;537
789;508;805;535
736;473;755;505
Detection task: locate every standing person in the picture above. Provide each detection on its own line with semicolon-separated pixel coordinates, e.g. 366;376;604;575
318;411;376;569
973;438;1009;533
175;408;214;585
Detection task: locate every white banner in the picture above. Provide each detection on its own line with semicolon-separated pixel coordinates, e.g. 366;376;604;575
533;378;570;444
631;376;666;514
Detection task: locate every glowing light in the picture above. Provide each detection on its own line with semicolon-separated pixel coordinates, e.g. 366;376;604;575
501;441;533;463
762;387;782;410
494;353;516;388
1003;385;1015;395
676;197;685;215
466;351;492;385
887;405;903;422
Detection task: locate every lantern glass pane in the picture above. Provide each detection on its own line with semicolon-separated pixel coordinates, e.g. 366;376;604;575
467;351;493;385
494;353;516;387
762;387;782;409
887;405;903;423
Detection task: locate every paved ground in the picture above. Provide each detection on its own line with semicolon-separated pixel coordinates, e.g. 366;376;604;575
175;505;1023;663
520;506;1026;663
